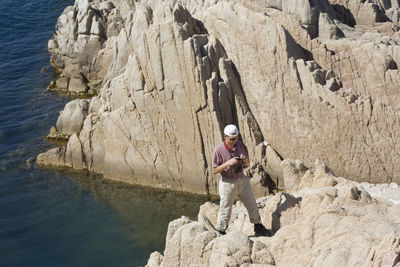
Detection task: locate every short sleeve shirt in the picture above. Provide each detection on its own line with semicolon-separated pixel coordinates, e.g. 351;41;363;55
212;140;248;179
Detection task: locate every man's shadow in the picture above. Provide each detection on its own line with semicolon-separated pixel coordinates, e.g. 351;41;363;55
270;193;300;235
247;193;300;238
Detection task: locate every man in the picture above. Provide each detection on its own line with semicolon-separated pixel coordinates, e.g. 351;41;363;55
212;124;270;236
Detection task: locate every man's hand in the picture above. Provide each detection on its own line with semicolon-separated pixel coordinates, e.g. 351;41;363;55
240;154;249;167
225;157;240;167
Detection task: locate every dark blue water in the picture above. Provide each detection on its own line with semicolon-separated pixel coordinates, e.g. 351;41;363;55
0;1;207;266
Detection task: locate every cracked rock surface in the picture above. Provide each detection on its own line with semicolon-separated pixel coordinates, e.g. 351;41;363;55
38;0;400;195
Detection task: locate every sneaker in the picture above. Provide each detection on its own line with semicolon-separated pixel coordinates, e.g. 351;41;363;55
254;223;272;237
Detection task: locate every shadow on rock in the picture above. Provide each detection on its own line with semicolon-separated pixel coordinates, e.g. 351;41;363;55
271;193;300;234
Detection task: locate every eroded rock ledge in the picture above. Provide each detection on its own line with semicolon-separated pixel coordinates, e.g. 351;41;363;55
38;0;400;196
146;159;400;266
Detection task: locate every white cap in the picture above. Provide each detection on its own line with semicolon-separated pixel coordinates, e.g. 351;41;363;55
224;124;239;137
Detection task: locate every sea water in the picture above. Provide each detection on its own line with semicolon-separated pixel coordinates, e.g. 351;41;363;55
0;1;208;266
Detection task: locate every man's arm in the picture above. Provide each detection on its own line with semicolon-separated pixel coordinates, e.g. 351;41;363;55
212;158;239;174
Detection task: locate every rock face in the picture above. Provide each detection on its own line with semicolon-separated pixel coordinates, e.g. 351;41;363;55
190;0;400;184
39;0;400;195
40;1;268;195
146;160;400;266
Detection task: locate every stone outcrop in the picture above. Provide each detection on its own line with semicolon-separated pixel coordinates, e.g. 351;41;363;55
47;0;122;94
146;160;400;266
39;2;267;195
39;0;400;195
47;99;90;140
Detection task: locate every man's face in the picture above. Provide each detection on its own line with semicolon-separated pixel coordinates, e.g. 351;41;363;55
225;135;238;147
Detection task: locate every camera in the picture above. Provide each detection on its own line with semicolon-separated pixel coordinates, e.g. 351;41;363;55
233;157;243;173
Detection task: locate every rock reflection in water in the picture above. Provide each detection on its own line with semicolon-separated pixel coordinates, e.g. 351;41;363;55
49;168;211;251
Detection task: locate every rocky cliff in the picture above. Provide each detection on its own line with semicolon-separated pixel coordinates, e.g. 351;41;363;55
38;0;400;195
146;159;400;266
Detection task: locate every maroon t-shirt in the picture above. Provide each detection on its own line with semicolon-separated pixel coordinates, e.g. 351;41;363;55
212;140;248;179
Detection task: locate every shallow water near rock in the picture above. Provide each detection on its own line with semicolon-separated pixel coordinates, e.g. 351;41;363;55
0;0;208;265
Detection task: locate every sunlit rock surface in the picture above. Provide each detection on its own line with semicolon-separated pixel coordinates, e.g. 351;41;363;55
39;0;400;196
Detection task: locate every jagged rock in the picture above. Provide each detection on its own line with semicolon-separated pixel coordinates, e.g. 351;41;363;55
318;12;344;39
281;159;311;192
328;0;392;26
363;232;400;267
262;0;338;37
48;0;114;93
249;141;284;194
283;159;348;194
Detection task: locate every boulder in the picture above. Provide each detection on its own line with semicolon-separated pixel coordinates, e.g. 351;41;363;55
161;217;217;266
55;99;89;136
209;231;253;266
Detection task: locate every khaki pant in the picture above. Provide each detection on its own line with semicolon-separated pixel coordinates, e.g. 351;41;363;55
216;175;261;231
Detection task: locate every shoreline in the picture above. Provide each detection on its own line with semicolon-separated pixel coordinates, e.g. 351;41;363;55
36;161;221;201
